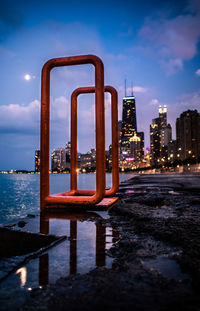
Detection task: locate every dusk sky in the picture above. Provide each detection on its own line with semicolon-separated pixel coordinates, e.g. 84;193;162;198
0;0;200;170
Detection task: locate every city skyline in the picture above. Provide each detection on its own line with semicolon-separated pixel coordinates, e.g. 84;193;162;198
0;0;200;170
31;104;199;174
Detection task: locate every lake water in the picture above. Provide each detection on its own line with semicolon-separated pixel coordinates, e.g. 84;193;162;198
0;173;134;224
0;172;131;309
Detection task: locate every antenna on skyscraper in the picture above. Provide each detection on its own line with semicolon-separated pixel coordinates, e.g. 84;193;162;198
125;78;127;97
131;81;134;96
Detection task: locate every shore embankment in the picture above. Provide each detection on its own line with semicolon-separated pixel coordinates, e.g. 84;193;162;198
2;173;200;311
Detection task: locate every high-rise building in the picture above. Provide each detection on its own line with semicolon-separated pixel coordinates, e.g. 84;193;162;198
167;140;177;163
120;96;137;154
35;150;40;172
144;147;151;167
150;118;160;164
119;92;145;169
150;105;172;166
158;105;167;128
51;148;67;172
176;110;200;161
129;132;144;167
79;148;96;171
65;141;71;169
118;120;122;142
160;124;172;147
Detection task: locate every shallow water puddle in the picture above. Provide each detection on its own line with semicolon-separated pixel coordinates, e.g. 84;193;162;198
117;186;147;194
0;212;119;310
143;255;190;281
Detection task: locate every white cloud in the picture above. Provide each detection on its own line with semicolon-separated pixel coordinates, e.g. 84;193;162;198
161;58;183;76
0;96;70;135
139;9;200;74
0;100;40;134
119;85;147;96
52;96;69;120
195;68;200;76
150;98;159;105
0;45;16;58
133;86;147;93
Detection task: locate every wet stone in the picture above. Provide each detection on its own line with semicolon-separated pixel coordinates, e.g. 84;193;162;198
18;221;27;228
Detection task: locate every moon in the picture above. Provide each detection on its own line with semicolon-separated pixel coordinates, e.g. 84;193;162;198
24;74;31;81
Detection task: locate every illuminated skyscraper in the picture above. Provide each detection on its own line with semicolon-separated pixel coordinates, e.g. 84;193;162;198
51;148;67;172
35;150;40;172
130;132;144;167
119;92;144;169
150;105;172;166
158;105;167;128
150;119;160;164
120;96;137;153
65;141;71;169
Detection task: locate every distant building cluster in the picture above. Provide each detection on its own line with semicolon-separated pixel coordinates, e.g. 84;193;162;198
35;142;99;173
34;93;200;173
149;108;200;169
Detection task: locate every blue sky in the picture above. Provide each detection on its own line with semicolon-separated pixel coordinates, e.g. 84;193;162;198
0;0;200;170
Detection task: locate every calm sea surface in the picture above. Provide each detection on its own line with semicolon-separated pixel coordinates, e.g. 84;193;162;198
0;173;134;224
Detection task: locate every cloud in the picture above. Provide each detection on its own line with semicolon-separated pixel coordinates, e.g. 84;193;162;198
187;0;200;13
119;85;147;96
38;21;103;58
0;45;15;58
161;58;183;76
195;69;200;76
178;90;200;111
0;82;120;155
0;96;69;136
0;94;94;153
139;6;200;74
150;98;159;105
51;96;69;120
0;100;40;134
133;86;147;93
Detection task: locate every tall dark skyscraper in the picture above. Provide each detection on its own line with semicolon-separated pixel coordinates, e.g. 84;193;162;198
176;110;200;161
120;96;137;153
119;93;144;168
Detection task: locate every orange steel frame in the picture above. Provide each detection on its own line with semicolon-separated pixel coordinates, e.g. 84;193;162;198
55;86;119;197
40;55;119;211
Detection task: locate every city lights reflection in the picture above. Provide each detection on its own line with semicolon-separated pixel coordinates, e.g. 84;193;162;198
16;267;27;287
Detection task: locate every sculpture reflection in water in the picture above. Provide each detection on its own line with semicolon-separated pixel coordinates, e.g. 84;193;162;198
39;211;119;286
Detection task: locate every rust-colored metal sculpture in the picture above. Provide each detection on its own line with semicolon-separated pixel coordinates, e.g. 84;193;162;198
40;55;119;210
70;86;119;197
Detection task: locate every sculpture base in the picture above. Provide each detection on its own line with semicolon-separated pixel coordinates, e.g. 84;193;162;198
44;197;118;211
95;197;118;207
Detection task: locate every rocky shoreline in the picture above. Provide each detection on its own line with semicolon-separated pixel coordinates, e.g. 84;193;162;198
3;173;200;311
